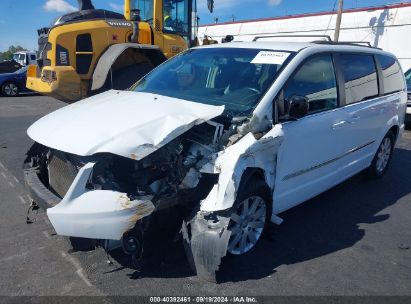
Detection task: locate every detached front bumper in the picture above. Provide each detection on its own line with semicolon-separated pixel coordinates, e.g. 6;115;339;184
24;155;155;240
26;65;82;102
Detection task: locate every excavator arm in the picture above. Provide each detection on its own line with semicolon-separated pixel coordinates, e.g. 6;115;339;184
77;0;95;10
207;0;214;13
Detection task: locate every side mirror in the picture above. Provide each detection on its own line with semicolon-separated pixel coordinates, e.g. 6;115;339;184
288;95;308;119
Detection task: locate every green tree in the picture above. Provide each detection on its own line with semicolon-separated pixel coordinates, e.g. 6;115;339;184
0;45;27;61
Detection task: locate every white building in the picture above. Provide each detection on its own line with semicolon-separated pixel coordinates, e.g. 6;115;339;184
198;2;411;70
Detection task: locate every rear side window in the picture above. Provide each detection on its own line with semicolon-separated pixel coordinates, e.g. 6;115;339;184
280;54;338;116
340;54;379;105
377;54;405;94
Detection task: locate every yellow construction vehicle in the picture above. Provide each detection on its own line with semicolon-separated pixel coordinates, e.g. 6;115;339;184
27;0;214;102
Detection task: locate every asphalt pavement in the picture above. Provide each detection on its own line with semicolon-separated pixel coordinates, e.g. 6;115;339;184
0;95;410;297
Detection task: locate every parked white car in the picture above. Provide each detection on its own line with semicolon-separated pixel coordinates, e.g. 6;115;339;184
24;41;407;281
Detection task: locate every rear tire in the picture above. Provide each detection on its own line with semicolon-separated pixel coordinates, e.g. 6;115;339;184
364;131;395;179
1;82;19;97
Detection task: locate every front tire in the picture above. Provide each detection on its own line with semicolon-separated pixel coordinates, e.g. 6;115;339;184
227;180;271;255
365;131;395;179
1;82;19;97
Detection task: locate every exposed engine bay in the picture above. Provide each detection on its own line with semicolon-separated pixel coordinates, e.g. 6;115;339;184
88;121;224;201
33;119;233;205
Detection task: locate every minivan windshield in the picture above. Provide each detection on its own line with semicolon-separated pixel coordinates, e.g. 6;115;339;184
132;48;292;117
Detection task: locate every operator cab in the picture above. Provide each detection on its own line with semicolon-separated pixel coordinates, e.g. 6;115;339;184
131;0;195;41
131;0;154;22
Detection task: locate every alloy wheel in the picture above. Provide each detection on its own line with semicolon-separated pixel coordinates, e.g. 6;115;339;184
3;83;18;96
376;137;392;173
227;195;267;255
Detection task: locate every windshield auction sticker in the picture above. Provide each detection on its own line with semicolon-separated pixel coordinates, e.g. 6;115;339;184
251;51;290;64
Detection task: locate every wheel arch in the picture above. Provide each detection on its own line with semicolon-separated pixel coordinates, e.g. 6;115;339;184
1;80;19;87
236;167;274;209
238;168;271;193
90;43;166;91
388;124;399;142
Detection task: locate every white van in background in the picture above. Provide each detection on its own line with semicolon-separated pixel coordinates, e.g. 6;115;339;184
12;51;37;66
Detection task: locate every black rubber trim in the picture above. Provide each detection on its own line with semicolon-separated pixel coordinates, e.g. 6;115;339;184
23;167;61;210
150;25;155;45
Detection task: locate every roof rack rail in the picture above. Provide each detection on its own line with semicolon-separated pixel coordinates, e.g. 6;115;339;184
313;40;380;48
344;41;372;47
252;34;332;42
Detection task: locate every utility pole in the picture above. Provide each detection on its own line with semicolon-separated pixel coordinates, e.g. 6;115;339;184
334;0;344;41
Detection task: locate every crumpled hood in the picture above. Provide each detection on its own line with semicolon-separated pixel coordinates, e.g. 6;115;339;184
28;90;224;160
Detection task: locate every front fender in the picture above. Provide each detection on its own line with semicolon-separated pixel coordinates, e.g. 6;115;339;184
200;125;284;212
91;43;164;91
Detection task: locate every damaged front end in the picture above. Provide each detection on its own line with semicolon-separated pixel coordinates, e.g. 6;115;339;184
24;116;234;277
45;121;225;240
24;90;283;281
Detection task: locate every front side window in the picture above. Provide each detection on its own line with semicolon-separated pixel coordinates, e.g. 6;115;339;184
132;0;153;22
377;54;405;94
132;48;292;117
163;0;189;34
340;54;379;105
278;54;338;119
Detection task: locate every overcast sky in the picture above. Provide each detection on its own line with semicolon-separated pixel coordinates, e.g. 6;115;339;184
0;0;408;51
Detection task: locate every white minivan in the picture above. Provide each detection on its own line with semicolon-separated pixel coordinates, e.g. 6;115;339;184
24;41;407;281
